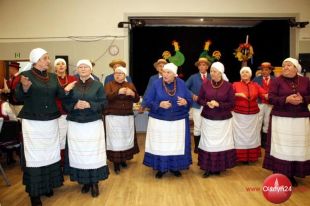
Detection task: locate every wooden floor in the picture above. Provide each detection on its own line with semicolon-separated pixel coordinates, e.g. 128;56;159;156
1;133;309;206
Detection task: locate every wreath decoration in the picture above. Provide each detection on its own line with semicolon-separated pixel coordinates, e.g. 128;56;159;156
234;43;254;62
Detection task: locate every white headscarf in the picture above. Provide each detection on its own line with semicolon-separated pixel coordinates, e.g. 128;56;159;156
282;57;302;74
211;62;229;82
54;58;67;67
76;59;92;71
76;59;94;79
20;48;48;73
163;63;178;76
240;66;252;77
30;48;47;63
115;66;128;76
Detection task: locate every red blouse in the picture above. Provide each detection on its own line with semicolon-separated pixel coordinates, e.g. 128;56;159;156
233;81;267;114
55;75;77;114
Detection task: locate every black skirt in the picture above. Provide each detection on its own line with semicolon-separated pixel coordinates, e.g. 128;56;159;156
65;165;109;184
23;161;64;196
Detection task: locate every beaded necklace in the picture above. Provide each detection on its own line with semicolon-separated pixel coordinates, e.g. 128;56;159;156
57;75;68;87
31;69;49;83
162;78;176;96
211;79;224;89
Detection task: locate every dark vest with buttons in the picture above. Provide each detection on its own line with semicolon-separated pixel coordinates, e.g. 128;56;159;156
15;68;65;120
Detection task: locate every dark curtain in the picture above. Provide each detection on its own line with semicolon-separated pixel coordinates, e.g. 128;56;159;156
130;20;289;95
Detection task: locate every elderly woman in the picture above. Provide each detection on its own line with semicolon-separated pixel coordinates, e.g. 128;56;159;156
54;58;76;165
263;57;310;186
197;62;236;177
143;63;192;178
232;67;267;164
186;57;211;153
104;59;132;86
104;66;140;174
64;60;109;198
15;48;75;206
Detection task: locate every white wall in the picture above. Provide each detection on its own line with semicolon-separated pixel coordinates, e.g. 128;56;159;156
0;0;309;77
0;39;125;79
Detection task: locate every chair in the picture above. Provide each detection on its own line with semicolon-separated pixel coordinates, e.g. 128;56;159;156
0;119;22;186
0;120;21;164
0;117;11;186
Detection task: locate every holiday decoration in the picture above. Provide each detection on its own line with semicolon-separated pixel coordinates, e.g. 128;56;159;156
234;35;254;66
162;40;185;67
199;40;221;63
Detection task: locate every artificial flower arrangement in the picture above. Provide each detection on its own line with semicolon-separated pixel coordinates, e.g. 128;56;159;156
162;40;185;67
200;40;222;62
234;35;254;62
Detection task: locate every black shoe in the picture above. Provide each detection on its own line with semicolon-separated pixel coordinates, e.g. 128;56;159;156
242;161;249;165
81;184;90;193
30;196;42;206
212;171;220;175
194;147;198;153
203;171;210;178
289;176;298;187
7;158;17;165
45;190;54;197
155;171;166;179
91;183;99;197
170;170;182;177
114;163;120;174
261;132;267;149
194;135;201;154
120;161;127;168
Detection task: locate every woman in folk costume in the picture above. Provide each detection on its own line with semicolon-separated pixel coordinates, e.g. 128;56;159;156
263;57;310;187
54;58;76;166
15;48;75;206
143;63;192;178
104;66;140;174
232;66;267;164
64;60;109;198
186;57;211;153
103;59;132;86
197;62;236;178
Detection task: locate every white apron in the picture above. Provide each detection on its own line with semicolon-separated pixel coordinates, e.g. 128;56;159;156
105;115;134;151
145;117;185;156
199;118;234;152
58;114;68;150
232;112;261;149
270;116;310;161
22;119;60;168
67;120;107;169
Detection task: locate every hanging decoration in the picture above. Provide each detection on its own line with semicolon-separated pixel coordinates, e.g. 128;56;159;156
199;40;221;63
233;35;254;66
162;40;185;67
162;40;186;78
